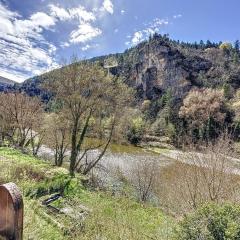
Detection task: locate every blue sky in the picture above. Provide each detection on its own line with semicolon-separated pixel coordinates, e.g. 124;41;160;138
0;0;239;82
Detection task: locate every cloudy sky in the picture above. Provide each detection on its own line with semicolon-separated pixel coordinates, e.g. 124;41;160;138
0;0;240;82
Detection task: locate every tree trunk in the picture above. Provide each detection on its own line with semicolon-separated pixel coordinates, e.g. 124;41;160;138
69;120;78;176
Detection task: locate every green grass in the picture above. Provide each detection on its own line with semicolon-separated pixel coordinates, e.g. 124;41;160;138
147;147;170;154
0;147;174;239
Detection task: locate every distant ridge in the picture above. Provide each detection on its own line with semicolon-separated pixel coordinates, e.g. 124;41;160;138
0;76;16;86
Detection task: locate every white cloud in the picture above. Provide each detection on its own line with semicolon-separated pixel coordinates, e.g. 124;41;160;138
0;69;27;83
114;28;119;33
127;18;169;46
30;12;56;28
49;4;101;46
60;42;70;48
0;3;58;82
131;31;144;45
70;23;102;43
49;4;96;22
173;14;182;19
82;44;91;51
0;1;115;81
101;0;114;14
81;43;99;51
49;4;70;21
121;10;125;15
69;6;96;22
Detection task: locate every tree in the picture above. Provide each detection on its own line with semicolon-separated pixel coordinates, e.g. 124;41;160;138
29;121;46;157
179;136;238;209
44;113;69;166
233;52;239;64
234;40;239;53
199;40;205;49
126;115;145;144
223;83;233;99
129;157;159;202
219;42;232;55
0;93;43;149
206;40;212;48
179;88;228;141
44;58;132;176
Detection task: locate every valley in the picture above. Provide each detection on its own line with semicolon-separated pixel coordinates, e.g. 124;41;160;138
0;3;240;238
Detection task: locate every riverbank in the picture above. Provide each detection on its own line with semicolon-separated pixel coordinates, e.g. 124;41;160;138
0;147;174;239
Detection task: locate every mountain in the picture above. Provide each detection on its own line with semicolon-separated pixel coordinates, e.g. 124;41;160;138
0;76;17;92
0;76;15;86
93;36;239;101
19;34;240;103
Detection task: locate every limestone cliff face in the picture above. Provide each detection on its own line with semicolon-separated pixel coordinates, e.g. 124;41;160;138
114;40;212;100
18;36;218;103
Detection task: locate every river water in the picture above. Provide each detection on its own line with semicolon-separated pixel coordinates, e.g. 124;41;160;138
38;143;175;174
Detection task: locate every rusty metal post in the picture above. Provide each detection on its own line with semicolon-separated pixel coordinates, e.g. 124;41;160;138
0;183;23;240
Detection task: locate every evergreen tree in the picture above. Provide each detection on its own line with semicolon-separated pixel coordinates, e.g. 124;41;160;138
223;83;232;99
199;40;205;49
234;40;240;53
233;52;239;64
206;40;212;48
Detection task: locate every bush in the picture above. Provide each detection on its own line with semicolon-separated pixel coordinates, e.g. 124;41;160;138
175;203;240;240
127;116;145;144
25;173;82;198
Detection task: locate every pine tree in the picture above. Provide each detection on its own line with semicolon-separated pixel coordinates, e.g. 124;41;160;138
234;40;240;53
199;40;204;49
206;40;212;48
233;52;239;64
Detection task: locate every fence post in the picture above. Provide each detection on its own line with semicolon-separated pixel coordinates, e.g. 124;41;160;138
0;183;23;240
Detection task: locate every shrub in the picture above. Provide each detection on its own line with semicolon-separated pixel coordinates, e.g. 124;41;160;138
127;116;145;144
219;42;232;54
175;203;240;240
25;174;82;198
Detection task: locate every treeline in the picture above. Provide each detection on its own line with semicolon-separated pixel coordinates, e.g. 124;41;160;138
148;32;240;51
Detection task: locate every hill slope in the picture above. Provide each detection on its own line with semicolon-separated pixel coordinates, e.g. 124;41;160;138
19;35;240;104
0;76;15;86
0;147;173;239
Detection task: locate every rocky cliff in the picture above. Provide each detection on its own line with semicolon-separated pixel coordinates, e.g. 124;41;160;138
18;34;240;103
112;39;212;100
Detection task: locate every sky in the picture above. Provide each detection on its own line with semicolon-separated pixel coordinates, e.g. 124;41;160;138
0;0;240;82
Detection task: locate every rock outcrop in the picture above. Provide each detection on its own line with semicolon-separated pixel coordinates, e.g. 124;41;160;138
112;39;212;100
17;35;237;103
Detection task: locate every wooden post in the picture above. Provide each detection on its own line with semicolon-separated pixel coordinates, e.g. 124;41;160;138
0;183;23;240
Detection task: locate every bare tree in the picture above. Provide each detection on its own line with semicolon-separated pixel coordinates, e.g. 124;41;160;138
129;157;159;202
0;93;43;149
44;58;132;176
180;136;239;207
44;113;70;166
29;128;45;157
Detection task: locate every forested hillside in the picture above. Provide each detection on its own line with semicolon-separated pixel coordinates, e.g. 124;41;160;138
17;35;240;146
0;76;16;91
20;35;240;102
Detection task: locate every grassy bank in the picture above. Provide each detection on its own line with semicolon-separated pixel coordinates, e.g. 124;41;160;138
0;147;174;239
